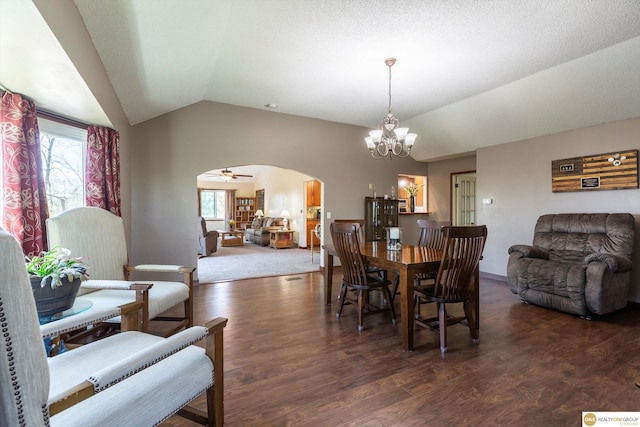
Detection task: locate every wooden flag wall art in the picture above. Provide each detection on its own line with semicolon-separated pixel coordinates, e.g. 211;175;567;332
551;149;638;192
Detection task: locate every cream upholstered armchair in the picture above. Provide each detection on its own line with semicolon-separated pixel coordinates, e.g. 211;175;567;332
0;227;228;426
47;207;194;335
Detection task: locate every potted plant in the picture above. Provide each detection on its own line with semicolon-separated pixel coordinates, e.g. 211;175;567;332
26;246;89;317
228;219;236;230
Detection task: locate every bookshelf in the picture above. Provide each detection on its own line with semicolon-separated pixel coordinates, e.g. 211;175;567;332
235;197;255;228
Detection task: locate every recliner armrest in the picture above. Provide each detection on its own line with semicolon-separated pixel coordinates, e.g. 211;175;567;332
584;253;633;273
508;244;548;259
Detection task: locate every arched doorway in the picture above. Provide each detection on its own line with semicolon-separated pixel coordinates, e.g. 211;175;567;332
195;164;324;283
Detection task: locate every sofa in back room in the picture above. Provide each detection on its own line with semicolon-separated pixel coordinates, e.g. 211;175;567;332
244;217;284;246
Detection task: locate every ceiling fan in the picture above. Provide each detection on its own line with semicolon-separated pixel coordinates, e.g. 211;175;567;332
206;168;253;181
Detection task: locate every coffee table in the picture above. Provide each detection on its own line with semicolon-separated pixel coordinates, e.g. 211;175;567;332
218;229;244;247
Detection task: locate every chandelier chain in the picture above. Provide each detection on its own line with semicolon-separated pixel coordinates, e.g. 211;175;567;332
388;62;392;114
364;57;417;160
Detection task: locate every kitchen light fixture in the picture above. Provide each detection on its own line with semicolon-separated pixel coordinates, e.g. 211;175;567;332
365;58;417;160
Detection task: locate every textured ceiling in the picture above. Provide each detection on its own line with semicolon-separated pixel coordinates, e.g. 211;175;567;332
2;1;640;161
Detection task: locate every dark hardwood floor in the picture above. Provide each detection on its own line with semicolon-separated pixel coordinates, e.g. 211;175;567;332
159;269;640;426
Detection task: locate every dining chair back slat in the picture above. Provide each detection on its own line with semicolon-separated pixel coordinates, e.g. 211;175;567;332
417;219;451;249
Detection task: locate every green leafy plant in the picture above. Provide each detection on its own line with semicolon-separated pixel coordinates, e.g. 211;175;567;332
26;246;89;289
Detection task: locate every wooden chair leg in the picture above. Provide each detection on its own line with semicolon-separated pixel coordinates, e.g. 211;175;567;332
382;285;396;323
438;302;447;353
391;273;400;303
357;289;365;331
336;283;348;318
463;300;479;343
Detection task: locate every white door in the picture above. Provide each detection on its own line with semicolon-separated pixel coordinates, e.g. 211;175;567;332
452;173;477;226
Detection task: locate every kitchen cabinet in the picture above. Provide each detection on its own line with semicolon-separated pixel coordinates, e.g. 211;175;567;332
306;180;321;207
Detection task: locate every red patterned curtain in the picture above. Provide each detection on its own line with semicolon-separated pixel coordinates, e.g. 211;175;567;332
85;125;121;216
0;90;49;256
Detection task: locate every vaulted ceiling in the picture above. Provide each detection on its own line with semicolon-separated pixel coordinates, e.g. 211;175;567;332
2;0;640;161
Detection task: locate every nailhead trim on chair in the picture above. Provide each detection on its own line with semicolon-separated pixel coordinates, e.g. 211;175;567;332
2;298;50;426
1;299;21;427
40;313;123;339
88;332;207;391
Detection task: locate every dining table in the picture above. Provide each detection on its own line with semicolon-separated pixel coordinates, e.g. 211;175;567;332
324;241;480;351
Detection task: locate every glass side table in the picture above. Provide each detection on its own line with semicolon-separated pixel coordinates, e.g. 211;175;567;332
39;299;93;356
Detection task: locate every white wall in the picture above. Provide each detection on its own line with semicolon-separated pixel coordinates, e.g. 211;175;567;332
477;117;640;302
252;167;314;244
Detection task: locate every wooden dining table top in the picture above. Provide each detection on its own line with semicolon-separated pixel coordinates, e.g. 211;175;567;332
325;241;443;269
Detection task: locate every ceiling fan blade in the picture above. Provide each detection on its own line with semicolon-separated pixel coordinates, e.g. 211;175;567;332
233;174;253;177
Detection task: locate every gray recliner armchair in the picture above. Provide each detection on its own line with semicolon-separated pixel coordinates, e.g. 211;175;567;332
507;213;635;318
198;216;219;257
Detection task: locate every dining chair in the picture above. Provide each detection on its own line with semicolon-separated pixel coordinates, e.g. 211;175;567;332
47;207;194;336
0;227;228;427
330;222;396;331
414;225;487;352
412;220;451;315
334;219;393;285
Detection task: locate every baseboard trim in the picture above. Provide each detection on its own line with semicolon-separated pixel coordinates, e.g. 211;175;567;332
480;271;507;282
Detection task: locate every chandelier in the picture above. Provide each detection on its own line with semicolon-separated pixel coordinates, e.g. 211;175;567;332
365;58;417;159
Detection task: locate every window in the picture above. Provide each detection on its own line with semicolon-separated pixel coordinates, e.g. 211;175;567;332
199;189;226;220
38;118;87;217
397;174;428;213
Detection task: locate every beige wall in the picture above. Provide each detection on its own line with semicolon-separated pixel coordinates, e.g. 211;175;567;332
130;101;428;269
425;154;477;222
477;117;640;302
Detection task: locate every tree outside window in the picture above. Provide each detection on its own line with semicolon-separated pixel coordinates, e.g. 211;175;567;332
199;189;226;220
39;130;85;217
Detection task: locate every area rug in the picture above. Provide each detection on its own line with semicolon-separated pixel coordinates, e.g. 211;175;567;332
197;243;321;283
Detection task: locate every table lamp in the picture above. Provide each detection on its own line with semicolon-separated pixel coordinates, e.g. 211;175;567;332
280;210;291;230
255;209;264;218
